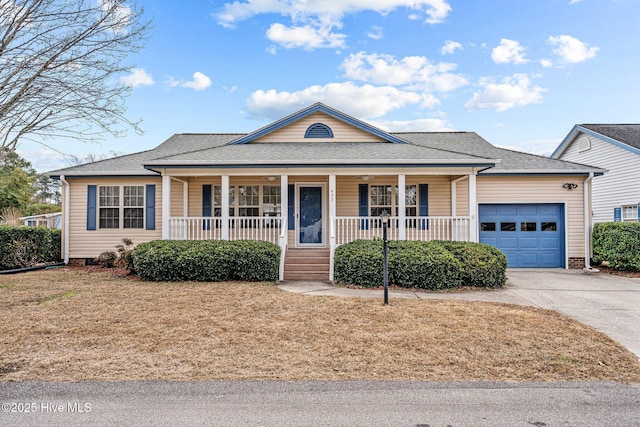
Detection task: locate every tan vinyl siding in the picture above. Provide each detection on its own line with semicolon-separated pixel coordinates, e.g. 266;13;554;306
66;177;162;259
558;134;640;223
477;176;586;258
254;112;387;143
170;179;185;217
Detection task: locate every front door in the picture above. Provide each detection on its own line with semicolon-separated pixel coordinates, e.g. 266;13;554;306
297;185;324;247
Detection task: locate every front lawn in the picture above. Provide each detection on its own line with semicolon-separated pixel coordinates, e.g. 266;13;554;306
1;269;639;382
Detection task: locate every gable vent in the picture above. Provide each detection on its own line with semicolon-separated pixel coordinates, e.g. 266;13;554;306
305;123;334;138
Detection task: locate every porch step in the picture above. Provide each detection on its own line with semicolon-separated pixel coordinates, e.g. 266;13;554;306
283;248;330;281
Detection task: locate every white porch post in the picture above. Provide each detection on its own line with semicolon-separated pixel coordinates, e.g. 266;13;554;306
279;175;289;281
221;175;230;240
468;171;477;242
329;174;337;281
183;181;188;216
451;181;457;217
398;174;406;240
162;174;171;239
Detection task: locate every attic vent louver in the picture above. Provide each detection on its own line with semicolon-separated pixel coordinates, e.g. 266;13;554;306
305;123;333;138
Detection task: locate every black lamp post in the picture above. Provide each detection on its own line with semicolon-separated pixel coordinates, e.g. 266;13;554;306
380;210;390;305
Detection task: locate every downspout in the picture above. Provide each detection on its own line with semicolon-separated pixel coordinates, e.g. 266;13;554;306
583;172;596;271
60;175;70;264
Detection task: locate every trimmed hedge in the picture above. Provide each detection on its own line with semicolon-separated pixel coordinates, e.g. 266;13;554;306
0;226;62;270
132;240;281;282
334;239;507;290
592;222;640;271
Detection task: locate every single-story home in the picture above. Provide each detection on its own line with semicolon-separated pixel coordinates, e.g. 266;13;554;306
20;212;62;229
552;124;640;224
48;103;604;280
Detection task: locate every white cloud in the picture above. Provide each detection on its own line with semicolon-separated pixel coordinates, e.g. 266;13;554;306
372;118;454;132
540;58;554;68
465;74;546;112
166;72;212;91
266;22;346;49
120;68;154;88
548;35;599;64
246;82;422;120
491;38;529;64
569;0;583;4
215;1;452;50
366;25;383;40
441;40;462;55
341;51;467;93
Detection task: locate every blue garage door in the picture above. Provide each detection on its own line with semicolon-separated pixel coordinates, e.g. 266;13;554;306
479;204;565;268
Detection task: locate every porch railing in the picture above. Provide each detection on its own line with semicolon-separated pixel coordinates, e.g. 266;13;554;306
169;216;282;244
334;216;470;245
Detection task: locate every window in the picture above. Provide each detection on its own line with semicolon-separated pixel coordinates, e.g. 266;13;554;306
541;222;557;231
263;186;281;217
213;185;281;217
480;222;496;232
98;185;145;229
369;185;418;217
500;222;516;232
99;186;119;229
370;185;393;217
622;205;638;222
124;186;144;229
520;222;537;232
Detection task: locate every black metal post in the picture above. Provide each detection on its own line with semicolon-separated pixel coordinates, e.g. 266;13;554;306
382;219;389;305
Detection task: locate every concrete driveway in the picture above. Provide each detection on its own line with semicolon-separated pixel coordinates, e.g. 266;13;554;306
279;269;640;359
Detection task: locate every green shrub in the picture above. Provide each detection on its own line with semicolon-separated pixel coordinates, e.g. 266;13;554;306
333;239;384;287
334;239;507;290
132;240;280;282
389;240;463;290
593;222;640;271
435;241;508;288
0;226;61;269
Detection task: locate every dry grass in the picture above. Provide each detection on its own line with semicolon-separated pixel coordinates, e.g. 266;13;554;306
1;269;640;383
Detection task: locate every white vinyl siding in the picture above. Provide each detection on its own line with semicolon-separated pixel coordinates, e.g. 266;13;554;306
557;133;640;224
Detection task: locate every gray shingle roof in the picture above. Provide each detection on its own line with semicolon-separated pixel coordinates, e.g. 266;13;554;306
48;131;603;177
579;124;640;150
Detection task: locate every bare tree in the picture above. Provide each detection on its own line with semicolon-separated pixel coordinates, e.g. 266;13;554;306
0;0;149;150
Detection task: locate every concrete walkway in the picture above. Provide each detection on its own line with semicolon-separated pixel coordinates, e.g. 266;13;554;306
277;269;640;359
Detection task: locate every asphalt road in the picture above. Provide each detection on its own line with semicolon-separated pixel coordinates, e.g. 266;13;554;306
2;380;639;426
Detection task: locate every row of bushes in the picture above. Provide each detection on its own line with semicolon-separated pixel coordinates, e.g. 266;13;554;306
132;239;281;282
592;222;640;271
0;226;61;270
333;239;507;290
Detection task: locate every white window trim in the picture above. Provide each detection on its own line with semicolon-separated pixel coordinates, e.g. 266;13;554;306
98;185;146;229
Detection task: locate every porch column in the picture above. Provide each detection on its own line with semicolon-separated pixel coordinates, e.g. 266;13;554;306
397;174;406;240
162;174;171;239
221;175;230;240
279;175;289;281
183;181;188;216
329;174;336;281
280;175;288;230
468;171;477;242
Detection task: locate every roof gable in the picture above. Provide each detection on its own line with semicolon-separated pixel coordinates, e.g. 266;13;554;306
552;124;640;158
229;103;407;145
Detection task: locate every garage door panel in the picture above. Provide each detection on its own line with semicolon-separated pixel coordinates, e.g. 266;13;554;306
519;237;539;249
540;237;560;249
479;203;565;268
499;237;518;249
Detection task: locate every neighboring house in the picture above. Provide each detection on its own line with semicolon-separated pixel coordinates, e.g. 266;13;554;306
552;124;640;224
20;212;62;229
48;103;604;279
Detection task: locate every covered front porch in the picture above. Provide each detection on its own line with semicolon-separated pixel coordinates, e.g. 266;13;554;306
159;169;479;281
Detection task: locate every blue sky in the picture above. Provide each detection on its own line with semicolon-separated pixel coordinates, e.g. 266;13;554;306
20;0;640;171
